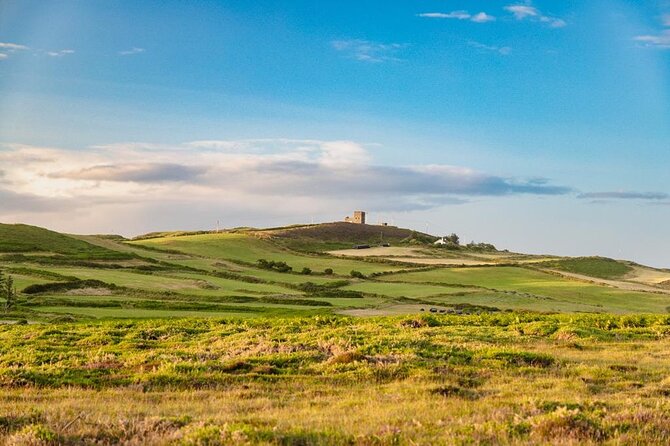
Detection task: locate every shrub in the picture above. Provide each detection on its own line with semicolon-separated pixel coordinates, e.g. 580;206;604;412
22;280;115;295
324;268;333;275
301;267;312;275
256;259;293;273
431;385;479;400
490;351;555;368
350;270;365;279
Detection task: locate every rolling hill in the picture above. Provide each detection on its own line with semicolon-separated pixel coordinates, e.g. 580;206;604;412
0;220;669;323
0;223;133;260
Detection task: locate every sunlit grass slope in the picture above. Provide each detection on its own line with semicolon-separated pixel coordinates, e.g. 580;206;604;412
1;314;670;444
0;223;130;259
130;232;408;275
383;266;670;313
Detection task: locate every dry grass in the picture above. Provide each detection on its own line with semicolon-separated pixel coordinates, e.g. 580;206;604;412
1;314;670;444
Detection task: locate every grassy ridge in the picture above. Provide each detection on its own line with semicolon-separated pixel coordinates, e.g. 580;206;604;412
539;256;634;279
1;314;670;444
0;223;133;260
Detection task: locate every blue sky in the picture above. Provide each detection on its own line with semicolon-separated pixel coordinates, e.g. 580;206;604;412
0;0;669;266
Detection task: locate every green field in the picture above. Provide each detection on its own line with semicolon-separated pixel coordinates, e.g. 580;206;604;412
130;232;408;275
2;223;670;444
382;266;670;313
1;223;669;320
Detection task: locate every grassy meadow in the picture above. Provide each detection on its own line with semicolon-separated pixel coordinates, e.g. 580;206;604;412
2;222;670;444
1;314;670;444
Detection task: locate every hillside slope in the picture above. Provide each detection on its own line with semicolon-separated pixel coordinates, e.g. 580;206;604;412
0;223;129;259
253;222;437;251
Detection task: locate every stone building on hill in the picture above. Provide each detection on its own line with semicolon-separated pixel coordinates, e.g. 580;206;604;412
344;211;366;224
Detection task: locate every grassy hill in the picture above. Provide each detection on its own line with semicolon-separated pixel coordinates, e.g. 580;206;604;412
252;221;438;251
0;223;132;260
538;256;633;279
0;222;669;322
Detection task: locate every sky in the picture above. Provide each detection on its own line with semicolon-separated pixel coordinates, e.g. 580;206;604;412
0;0;669;266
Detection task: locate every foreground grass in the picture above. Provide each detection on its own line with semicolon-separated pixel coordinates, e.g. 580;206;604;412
1;313;670;444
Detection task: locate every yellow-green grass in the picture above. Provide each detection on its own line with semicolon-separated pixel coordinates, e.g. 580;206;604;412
540;256;633;279
426;291;609;313
1;314;670;444
33;266;294;297
0;224;129;260
33;307;267;319
131;233;408;275
343;281;479;299
384;266;670;313
7;273;56;291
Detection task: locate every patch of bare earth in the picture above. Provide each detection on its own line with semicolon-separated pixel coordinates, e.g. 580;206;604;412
623;266;670;286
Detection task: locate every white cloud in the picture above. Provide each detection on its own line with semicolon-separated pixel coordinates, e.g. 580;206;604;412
47;49;75;57
540;16;567;28
119;47;145;56
0;42;29;51
418;11;471;20
468;41;511;55
331;39;407;63
418;10;495;23
634;30;670;49
471;12;496;23
505;5;539;20
504;3;566;27
0;42;30;60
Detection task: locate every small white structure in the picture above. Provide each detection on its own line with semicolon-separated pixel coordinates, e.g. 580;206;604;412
433;238;447;245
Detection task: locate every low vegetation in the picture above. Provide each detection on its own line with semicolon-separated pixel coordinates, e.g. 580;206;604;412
539;256;634;280
1;314;670;444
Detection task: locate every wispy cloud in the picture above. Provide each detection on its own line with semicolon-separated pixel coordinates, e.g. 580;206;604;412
47;49;75;57
331;39;408;63
418;11;471;20
578;191;669;201
119;47;145;56
634;28;670;49
468;41;511;55
0;42;30;60
504;3;566;28
505;5;539;20
418;11;495;23
0;42;29;51
471;12;496;23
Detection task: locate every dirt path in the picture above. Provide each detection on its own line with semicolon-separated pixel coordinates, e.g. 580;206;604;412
624;266;670;286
